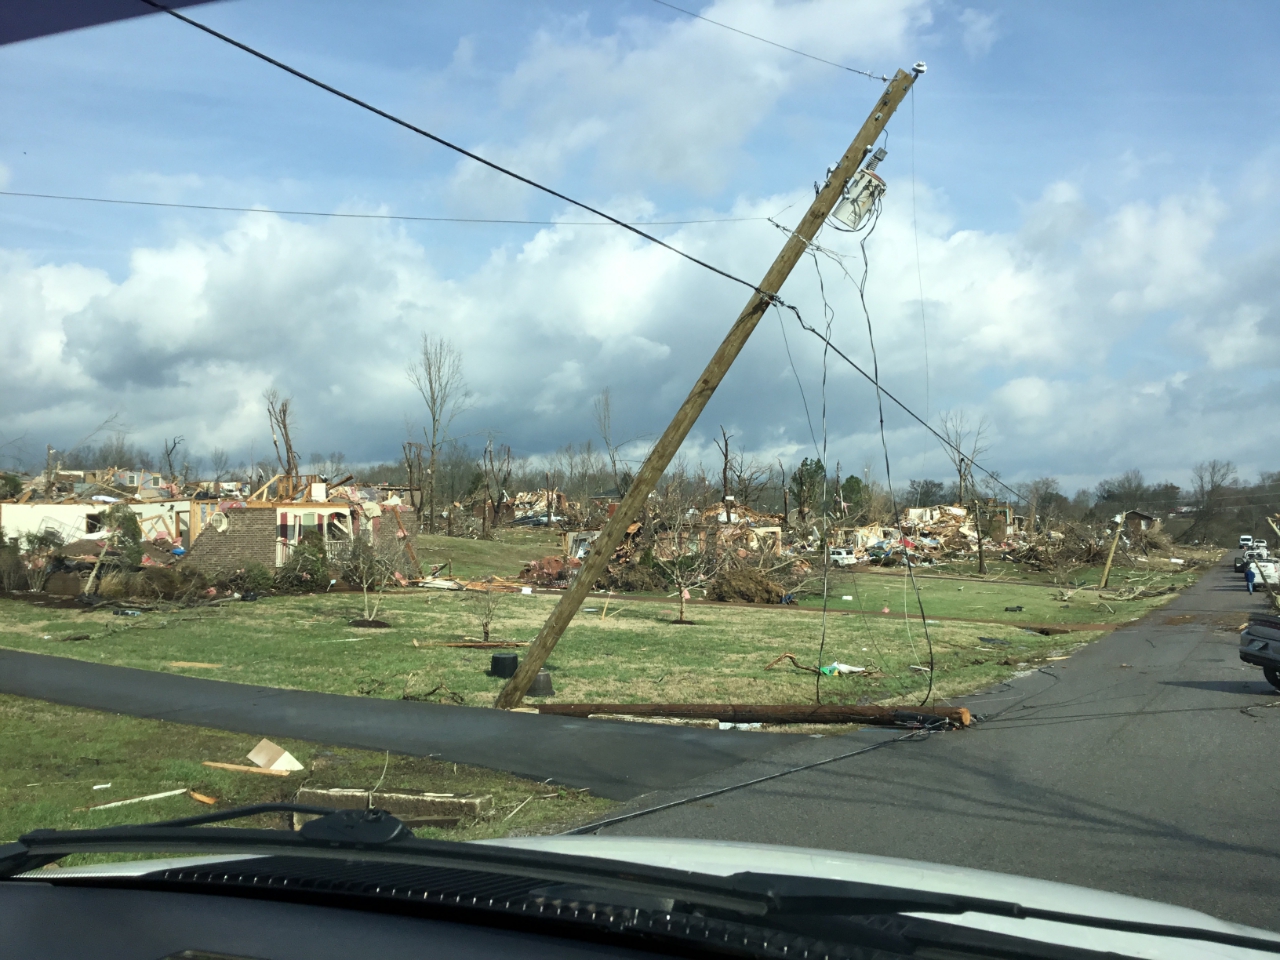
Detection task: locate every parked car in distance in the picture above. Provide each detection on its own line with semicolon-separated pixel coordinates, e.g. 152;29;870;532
1240;534;1254;549
828;547;861;567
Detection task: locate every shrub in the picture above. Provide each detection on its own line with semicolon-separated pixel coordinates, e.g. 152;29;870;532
0;539;27;592
229;562;275;595
275;533;330;593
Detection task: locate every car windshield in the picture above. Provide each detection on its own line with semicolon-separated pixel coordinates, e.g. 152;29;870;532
2;2;1280;956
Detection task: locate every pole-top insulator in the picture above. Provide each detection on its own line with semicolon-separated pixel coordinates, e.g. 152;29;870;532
912;61;927;75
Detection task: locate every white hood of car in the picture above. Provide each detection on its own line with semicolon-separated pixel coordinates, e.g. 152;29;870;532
483;835;1280;960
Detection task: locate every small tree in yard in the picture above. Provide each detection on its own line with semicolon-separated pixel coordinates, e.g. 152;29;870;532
788;458;826;526
477;588;501;641
649;466;720;624
0;531;26;592
19;531;61;592
341;531;410;623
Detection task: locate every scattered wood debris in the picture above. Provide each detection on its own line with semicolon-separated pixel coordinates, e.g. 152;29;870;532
246;738;304;772
82;787;188;811
202;761;290;777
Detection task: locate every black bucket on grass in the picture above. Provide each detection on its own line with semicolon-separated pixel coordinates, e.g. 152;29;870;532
490;653;519;678
527;669;555;698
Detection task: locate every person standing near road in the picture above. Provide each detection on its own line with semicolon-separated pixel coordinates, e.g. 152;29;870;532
1247;564;1257;594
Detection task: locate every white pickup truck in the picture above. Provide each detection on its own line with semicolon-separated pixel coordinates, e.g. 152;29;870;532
1248;558;1279;588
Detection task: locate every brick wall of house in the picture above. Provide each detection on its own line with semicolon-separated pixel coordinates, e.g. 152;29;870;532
183;508;277;574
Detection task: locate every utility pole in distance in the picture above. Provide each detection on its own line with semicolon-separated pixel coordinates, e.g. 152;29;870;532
496;66;924;709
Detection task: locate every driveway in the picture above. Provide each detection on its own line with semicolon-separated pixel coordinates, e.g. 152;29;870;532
598;557;1280;931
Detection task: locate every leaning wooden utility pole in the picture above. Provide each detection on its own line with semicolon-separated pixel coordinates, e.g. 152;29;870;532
496;66;924;708
1099;514;1125;590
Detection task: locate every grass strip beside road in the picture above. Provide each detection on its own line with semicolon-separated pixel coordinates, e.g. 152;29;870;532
0;693;613;864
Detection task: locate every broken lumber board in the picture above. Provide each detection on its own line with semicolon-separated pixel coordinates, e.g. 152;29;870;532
202;761;291;777
538;703;971;727
83;787;188;811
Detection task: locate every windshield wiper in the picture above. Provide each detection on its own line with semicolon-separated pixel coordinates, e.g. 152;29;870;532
4;805;1279;956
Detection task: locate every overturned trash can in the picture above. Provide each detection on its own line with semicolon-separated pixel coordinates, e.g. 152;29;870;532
490;653;519;678
527;668;555;698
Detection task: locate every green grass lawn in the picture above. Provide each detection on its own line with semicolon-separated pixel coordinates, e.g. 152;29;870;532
415;528;562;580
0;693;613;859
0;584;1142;707
797;562;1202;626
0;544;1213;711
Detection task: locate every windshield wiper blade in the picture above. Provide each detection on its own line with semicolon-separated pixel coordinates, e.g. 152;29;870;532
727;873;1280;955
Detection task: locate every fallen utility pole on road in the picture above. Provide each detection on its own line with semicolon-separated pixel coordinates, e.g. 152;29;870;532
495;64;923;704
537;702;971;727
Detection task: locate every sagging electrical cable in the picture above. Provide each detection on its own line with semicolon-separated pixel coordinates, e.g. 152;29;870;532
647;0;889;81
810;253;835;704
843;200;935;705
910;85;932;423
0;189;767;227
806;254;917;705
139;0;765;297
562;727;937;836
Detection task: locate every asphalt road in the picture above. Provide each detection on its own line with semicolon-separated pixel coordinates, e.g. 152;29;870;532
0;649;782;800
600;557;1280;931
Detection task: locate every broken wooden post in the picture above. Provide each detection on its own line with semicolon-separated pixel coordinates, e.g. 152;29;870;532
495;68;923;708
972;499;986;576
1099;514;1124;589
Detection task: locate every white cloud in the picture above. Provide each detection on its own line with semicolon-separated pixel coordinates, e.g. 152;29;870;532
444;0;930;200
6;156;1280;487
958;8;999;58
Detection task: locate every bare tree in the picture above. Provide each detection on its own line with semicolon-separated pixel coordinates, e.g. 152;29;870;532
264;389;300;494
1019;477;1060;534
477;588;501;642
593;388;626;494
1186;459;1237;540
650;464;719;624
403;440;427;526
159;436;184;482
340;531;410;623
937;410;990;504
408;335;471;533
480;439;513;539
712;426;733;505
730;455;768;511
209;447;230;490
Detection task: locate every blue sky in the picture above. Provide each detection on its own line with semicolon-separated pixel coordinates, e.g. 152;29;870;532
2;0;1278;493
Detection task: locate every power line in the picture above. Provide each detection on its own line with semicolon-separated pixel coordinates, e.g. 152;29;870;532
140;0;764;296
0;189;765;227
910;85;931;422
778;300;1026;507
647;0;889;81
